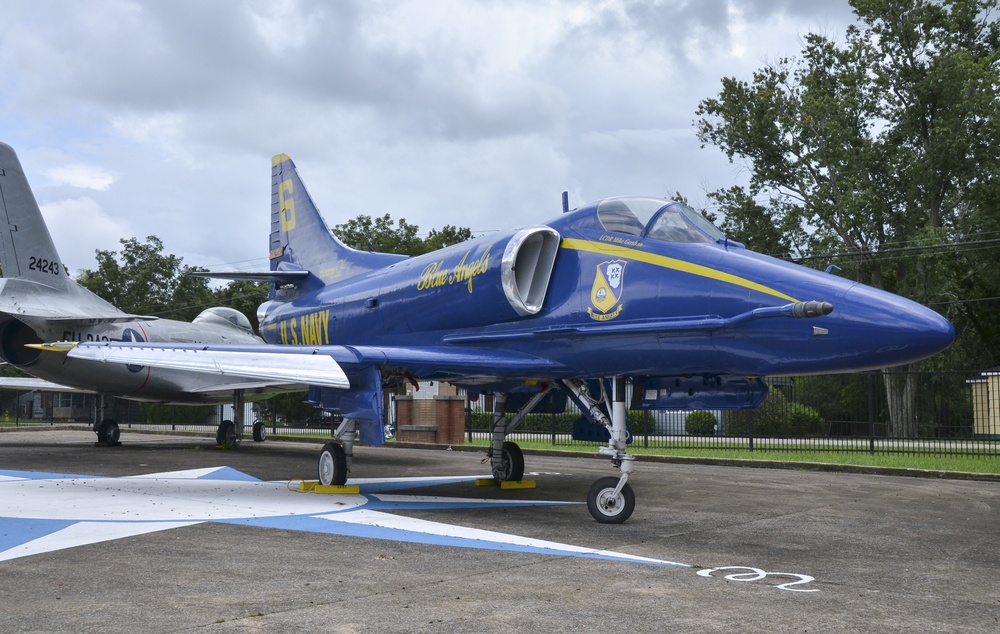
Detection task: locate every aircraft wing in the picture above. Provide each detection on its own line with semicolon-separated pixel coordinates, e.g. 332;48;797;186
32;342;351;389
34;341;566;385
0;373;302;404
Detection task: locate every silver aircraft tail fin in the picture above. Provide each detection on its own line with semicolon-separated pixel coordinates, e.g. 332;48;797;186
0;142;133;322
0;142;72;287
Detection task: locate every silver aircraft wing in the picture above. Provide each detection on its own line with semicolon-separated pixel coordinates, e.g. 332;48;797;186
31;342;350;390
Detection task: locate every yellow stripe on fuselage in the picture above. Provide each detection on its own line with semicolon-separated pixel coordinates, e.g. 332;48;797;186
561;238;799;303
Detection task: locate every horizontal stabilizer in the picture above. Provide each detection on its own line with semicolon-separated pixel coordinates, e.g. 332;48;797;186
0;278;149;323
187;270;309;283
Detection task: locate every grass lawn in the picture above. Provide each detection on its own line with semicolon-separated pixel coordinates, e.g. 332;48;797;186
5;423;997;476
458;438;1000;475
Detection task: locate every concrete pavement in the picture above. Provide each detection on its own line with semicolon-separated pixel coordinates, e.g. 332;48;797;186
1;428;998;633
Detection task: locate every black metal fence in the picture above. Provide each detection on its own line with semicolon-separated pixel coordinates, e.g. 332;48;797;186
0;393;327;437
5;370;1000;458
464;370;1000;458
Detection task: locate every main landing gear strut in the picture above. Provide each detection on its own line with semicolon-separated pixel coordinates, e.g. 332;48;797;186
93;395;121;447
486;378;636;523
562;377;636;523
215;390;269;447
483;388;556;484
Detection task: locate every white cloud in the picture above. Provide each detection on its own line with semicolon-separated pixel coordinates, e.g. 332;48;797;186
45;165;116;191
0;0;859;271
39;197;133;274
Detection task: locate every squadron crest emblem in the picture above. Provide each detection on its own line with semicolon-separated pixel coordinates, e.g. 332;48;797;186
589;259;626;321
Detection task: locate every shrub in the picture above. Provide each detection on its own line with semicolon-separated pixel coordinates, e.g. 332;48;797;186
685;410;717;435
723;390;824;437
787;402;824;436
628;409;655;434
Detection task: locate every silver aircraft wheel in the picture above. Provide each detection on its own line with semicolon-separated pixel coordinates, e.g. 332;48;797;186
492;441;525;482
252;421;267;442
586;476;635;524
318;442;348;486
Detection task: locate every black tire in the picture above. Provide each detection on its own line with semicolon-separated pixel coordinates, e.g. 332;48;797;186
104;420;120;444
587;477;635;524
492;441;525;482
318;442;347;486
96;419;119;445
252;421;267;442
216;420;237;446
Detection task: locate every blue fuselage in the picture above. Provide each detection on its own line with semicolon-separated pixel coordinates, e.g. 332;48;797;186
259;203;953;382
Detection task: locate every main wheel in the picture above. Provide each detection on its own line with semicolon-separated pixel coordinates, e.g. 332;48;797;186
318;442;348;486
216;420;237;446
587;477;635;524
252;421;267;442
103;420;121;444
492;441;525;482
96;419;120;445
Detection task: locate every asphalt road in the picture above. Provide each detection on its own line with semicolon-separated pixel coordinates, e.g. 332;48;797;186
1;428;998;633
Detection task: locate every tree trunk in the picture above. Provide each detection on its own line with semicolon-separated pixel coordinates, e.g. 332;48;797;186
883;365;918;437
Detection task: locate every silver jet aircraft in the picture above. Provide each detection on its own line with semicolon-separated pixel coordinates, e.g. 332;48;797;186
0;142;296;444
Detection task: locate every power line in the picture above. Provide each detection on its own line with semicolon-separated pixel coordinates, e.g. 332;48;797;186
928;295;1000;307
784;237;1000;263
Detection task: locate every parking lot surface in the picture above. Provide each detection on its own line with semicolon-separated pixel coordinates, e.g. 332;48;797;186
1;428;998;633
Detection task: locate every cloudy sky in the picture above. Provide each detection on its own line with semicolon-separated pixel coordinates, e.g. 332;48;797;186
0;0;857;276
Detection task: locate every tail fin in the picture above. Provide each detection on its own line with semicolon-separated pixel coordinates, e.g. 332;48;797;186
0;142;126;321
269;154;405;296
0;142;72;288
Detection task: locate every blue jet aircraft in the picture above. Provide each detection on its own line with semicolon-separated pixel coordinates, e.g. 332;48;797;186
38;153;955;523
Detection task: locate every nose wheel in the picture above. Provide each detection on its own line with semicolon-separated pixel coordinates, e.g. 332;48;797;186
587;476;635;524
318;442;348;486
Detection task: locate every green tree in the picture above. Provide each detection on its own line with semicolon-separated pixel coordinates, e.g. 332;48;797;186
332;214;424;256
77;236;214;321
423;225;475;253
333;214;472;256
695;0;1000;436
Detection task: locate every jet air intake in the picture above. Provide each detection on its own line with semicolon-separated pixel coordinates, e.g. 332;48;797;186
362;226;563;336
501;227;561;316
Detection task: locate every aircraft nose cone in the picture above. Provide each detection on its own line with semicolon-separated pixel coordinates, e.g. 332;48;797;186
840;285;954;367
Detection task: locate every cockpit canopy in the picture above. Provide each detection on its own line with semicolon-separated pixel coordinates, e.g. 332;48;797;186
193;306;255;332
597;197;727;244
